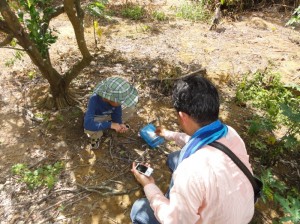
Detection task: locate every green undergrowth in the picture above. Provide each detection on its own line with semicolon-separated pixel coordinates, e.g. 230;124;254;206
236;70;300;223
12;161;64;190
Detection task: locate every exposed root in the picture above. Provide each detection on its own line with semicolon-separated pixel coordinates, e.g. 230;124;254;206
76;183;140;196
38;90;80;110
37;94;55;109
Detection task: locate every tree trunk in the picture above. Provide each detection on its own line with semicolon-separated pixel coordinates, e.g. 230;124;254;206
43;79;79;109
63;0;93;88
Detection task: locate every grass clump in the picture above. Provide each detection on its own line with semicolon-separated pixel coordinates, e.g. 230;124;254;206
121;5;145;20
175;2;210;22
152;10;167;21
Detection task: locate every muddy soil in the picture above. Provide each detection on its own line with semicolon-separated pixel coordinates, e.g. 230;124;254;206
0;1;299;223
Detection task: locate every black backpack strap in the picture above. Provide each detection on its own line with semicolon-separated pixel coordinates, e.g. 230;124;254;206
209;141;261;202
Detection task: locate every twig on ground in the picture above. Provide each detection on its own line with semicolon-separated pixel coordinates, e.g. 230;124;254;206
62;193;90;209
36;188;78;205
64;164;91;171
28;158;48;169
39;209;60;224
109;137;114;160
118;140;136;144
137;147;149;163
273;4;294;9
123;136;138;141
103;167;131;183
24;206;37;224
76;182;140;196
111;155;135;163
102;214;120;224
107;179;125;185
40;191;87;214
0;46;25;51
292;74;300;80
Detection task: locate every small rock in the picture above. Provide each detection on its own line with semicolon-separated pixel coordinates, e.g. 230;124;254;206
151;67;159;73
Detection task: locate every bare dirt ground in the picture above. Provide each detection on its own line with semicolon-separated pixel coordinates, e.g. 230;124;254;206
0;0;300;223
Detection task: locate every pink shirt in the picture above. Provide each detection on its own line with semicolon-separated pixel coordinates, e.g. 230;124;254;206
144;126;254;224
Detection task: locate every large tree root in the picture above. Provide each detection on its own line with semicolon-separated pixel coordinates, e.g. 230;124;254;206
38;90;80;110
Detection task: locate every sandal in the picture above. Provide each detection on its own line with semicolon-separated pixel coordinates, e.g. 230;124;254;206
90;138;101;149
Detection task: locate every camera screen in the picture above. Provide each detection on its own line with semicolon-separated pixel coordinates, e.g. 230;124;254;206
136;164;148;173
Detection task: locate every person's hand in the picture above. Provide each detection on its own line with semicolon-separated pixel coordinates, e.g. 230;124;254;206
111;123;129;133
111;122;122;132
119;124;129;133
131;162;155;187
155;126;167;137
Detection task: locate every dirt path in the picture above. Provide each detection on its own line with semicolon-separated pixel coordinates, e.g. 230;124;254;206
104;16;300;82
0;2;299;223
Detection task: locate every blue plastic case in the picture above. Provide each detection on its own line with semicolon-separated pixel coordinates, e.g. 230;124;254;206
139;123;165;148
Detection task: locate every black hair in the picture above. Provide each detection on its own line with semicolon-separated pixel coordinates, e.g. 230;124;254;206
172;75;219;125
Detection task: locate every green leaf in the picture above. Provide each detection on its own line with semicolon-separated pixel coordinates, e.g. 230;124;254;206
12;163;27;174
87;1;106;17
276;195;300;222
285;83;300;91
46;175;55;189
283;135;299;148
27;0;32;8
280;104;300;123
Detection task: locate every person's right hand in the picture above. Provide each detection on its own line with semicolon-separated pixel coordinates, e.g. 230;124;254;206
131;162;155;187
155;126;167;137
119;124;129;133
111;122;123;132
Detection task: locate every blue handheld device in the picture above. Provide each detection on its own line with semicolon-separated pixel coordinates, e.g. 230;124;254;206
139;123;165;148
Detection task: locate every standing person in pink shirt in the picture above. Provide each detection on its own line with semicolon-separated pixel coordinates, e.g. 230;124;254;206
130;75;255;223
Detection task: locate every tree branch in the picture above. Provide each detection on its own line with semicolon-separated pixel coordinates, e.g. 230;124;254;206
75;0;84;20
63;0;92;87
0;33;13;47
64;57;92;87
0;20;12;34
0;0;61;85
0;46;24;50
63;0;91;58
46;5;65;21
41;5;65;34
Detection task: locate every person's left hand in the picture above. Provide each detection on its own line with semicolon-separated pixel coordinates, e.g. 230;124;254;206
131;162;155;187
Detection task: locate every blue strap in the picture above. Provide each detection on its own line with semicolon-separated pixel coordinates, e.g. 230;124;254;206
177;120;228;167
